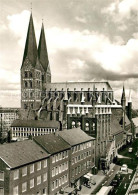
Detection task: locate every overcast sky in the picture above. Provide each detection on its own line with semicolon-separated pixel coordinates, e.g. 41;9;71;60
0;0;138;108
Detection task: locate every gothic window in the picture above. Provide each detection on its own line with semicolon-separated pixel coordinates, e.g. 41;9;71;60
30;92;33;98
29;81;32;88
42;75;44;82
74;92;77;101
24;81;28;88
72;121;76;128
77;121;81;128
24;104;27;109
92;123;95;132
24;71;27;78
85;122;89;131
31;103;33;109
29;72;32;78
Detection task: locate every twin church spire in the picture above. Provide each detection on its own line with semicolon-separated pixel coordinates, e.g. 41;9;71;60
22;13;49;72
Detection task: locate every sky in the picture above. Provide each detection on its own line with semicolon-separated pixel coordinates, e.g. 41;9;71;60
0;0;138;108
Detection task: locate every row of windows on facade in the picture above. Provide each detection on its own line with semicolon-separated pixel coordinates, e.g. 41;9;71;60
24;71;42;80
72;150;92;165
52;174;68;191
12;127;56;132
72;160;91;177
52;162;68;177
13;160;47;180
23;91;41;99
12;131;55;137
13;174;47;195
71;141;92;153
52;151;68;163
24;80;41;89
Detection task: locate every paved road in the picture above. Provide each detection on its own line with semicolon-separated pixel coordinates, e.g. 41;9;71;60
92;165;120;194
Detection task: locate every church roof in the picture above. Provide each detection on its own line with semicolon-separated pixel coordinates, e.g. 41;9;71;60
38;23;49;72
46;82;112;91
22;13;38;67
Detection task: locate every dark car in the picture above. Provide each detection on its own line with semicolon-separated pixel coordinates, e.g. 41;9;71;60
110;179;119;186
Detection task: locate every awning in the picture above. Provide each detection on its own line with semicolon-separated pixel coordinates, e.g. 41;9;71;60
84;174;90;179
87;173;93;177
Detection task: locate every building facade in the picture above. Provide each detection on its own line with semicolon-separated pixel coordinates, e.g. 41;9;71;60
0;107;19;138
11;119;60;140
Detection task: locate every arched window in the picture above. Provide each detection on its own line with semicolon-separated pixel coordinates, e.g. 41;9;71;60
24;71;27;78
24;104;27;109
31;103;33;109
30;92;33;98
85;122;89;131
74;92;77;101
29;81;32;88
72;121;76;128
24;81;28;88
77;121;81;128
29;72;32;78
92;123;95;132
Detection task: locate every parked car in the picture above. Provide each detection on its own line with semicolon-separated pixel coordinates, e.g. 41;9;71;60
121;164;128;172
128;147;133;153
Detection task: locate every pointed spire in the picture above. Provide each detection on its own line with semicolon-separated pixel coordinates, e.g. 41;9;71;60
22;13;37;66
121;85;126;100
128;90;132;103
38;22;49;72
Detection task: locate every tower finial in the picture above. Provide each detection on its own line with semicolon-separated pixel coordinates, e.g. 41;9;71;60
30;2;32;13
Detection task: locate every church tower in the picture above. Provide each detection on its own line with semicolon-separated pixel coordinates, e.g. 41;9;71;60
21;13;44;112
121;85;126;129
38;23;51;85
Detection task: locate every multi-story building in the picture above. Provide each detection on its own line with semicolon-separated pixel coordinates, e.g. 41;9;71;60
33;134;71;195
11;119;60;140
0;140;49;195
0;107;19;137
58;128;95;187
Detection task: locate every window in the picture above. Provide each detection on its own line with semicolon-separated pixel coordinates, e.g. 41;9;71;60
59;165;61;173
55;179;58;188
52;155;55;163
43;173;47;182
43;188;47;195
37;162;41;171
30;179;34;189
43;159;47;168
59;178;61;186
0;188;4;195
37;176;41;185
0;172;4;181
52;168;55;177
56;167;58;175
52;181;55;191
22;167;27;177
85;122;89;131
30;164;34;173
22;182;27;193
13;186;18;195
13;170;19;180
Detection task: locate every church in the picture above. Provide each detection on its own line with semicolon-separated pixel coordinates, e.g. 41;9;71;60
19;13;132;169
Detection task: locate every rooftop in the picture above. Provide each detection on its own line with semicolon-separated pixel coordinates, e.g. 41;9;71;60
58;128;94;146
0;140;49;169
11;119;60;128
46;81;112;91
34;134;70;154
